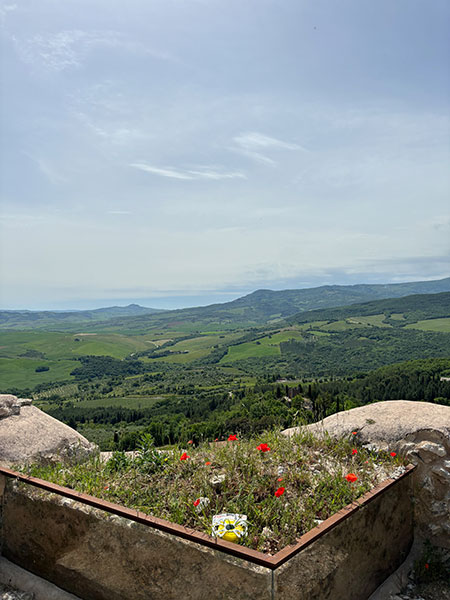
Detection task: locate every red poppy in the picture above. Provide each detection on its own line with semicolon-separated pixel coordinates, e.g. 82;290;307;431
103;485;109;490
205;461;211;466
352;431;357;435
214;438;218;442
228;434;237;441
188;440;193;445
274;487;285;497
180;452;190;461
425;563;429;570
352;449;358;455
345;473;358;483
257;443;271;452
193;498;200;507
390;452;397;457
277;477;283;482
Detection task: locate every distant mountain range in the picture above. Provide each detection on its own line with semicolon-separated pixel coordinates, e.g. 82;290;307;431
1;277;449;331
0;304;164;330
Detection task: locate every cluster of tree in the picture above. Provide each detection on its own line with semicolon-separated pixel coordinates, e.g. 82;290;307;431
46;358;449;451
288;291;450;327
226;327;450;376
70;355;151;380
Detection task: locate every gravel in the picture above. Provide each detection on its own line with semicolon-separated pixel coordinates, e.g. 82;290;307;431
0;583;34;600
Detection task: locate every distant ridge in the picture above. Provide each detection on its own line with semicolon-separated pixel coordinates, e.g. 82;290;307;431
93;276;450;331
287;290;450;325
0;304;165;330
1;277;449;331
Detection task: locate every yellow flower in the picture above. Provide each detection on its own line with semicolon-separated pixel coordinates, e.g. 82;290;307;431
212;514;248;543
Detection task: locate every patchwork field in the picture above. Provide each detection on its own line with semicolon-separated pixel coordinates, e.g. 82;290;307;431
0;330;155;360
220;329;305;363
146;332;242;364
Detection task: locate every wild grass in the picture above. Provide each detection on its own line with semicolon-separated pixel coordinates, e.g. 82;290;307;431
21;429;406;554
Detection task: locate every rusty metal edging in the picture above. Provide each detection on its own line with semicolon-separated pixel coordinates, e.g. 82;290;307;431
270;463;416;568
0;464;415;571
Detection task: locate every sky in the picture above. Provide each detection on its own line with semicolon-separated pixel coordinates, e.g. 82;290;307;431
0;0;449;310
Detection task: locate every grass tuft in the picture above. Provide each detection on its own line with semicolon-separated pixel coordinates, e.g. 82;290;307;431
20;428;407;554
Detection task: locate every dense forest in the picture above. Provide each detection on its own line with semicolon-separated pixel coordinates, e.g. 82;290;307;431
42;358;450;450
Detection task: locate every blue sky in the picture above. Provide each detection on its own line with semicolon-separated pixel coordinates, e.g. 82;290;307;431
0;0;449;309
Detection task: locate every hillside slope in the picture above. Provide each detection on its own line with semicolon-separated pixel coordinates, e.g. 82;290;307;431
42;277;450;333
287;291;450;326
0;304;165;330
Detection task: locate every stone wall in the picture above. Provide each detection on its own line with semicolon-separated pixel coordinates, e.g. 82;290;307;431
0;468;414;600
283;400;450;548
274;472;414;600
1;481;273;600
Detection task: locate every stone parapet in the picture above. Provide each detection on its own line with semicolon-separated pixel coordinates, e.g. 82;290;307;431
283;400;450;548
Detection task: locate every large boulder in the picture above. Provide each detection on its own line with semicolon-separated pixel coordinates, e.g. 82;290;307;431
0;394;97;468
283;401;450;548
0;395;21;419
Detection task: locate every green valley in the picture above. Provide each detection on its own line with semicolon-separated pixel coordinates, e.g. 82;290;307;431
1;282;449;451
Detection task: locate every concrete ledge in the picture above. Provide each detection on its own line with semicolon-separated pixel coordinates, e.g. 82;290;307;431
0;557;82;600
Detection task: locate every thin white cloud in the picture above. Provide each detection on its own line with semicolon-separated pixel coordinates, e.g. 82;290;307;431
13;29;175;72
234;132;306;151
129;162;246;181
233;149;277;166
107;210;132;215
34;158;67;185
0;1;16;24
130;163;195;180
13;30;95;71
231;131;308;165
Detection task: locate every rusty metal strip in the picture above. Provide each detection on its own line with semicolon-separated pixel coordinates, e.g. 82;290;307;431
270;463;415;568
0;464;415;570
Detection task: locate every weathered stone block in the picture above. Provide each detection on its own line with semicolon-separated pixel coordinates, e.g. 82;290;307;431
0;469;415;600
415;441;446;462
2;484;273;600
0;395;20;419
273;474;413;600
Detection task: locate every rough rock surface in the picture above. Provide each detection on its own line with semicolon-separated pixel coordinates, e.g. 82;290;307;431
0;396;21;419
283;401;450;548
0;584;33;600
0;394;96;467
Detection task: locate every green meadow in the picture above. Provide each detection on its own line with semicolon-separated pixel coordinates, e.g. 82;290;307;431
0;330;154;360
405;317;450;333
346;314;391;328
220;340;280;363
219;328;340;364
0;357;76;389
36;394;165;411
149;332;241;364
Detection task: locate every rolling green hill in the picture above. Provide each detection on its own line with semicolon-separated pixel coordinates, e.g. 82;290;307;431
2;277;448;333
21;276;449;334
287;291;450;326
2;290;449;390
214;292;450;375
0;304;165;331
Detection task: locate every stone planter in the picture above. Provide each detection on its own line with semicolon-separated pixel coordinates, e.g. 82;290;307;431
0;465;415;600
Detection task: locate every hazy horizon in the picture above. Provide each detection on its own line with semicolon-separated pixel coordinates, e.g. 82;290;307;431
1;273;449;312
1;1;449;309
